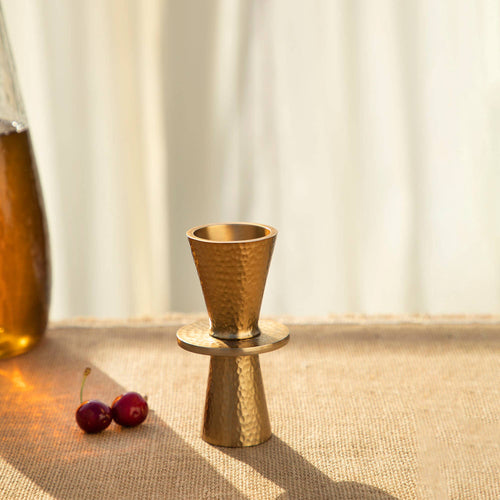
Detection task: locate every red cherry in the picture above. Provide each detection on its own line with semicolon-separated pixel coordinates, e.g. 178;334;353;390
75;367;111;434
76;400;112;433
111;392;148;427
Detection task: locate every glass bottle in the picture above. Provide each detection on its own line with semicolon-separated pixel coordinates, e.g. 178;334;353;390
0;7;50;358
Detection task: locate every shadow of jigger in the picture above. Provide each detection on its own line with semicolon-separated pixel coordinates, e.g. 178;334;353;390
177;223;289;447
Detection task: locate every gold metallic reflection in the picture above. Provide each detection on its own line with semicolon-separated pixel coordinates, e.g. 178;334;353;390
192;223;271;242
177;319;289;357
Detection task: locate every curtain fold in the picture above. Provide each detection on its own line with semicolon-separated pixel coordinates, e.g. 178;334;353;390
4;0;169;318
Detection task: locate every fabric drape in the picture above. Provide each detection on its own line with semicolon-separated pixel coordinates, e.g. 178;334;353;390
4;0;500;318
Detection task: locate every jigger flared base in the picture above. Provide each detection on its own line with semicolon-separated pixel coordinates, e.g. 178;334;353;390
177;319;289;447
203;355;271;447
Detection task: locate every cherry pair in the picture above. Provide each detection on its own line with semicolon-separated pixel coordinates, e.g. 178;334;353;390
76;368;148;434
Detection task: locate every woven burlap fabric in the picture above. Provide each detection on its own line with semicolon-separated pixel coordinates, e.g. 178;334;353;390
0;319;498;499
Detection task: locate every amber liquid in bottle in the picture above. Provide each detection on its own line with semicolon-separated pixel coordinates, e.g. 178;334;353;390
0;120;50;358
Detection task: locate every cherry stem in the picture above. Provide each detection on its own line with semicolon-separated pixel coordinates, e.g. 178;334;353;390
80;367;91;404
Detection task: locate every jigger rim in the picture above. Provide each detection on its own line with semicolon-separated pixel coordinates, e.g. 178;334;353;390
187;222;277;244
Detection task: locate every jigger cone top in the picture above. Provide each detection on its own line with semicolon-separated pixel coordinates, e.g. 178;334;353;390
186;222;277;340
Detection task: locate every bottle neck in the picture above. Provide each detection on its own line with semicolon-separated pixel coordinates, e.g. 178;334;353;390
0;5;27;128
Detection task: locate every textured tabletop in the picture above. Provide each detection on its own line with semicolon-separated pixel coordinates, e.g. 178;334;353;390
0;316;499;499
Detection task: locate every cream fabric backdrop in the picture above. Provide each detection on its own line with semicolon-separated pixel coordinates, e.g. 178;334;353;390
3;0;500;318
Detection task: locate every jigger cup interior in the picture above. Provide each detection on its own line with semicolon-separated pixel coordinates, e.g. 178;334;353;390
187;222;277;340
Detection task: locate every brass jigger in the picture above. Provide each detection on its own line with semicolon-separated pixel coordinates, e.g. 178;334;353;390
177;223;289;447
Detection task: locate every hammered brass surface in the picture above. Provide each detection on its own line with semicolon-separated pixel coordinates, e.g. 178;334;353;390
177;319;289;356
202;355;271;447
187;223;276;340
179;222;287;447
